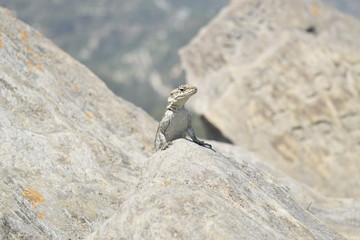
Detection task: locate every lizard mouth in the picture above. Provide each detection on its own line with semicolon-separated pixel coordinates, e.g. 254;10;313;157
189;86;197;95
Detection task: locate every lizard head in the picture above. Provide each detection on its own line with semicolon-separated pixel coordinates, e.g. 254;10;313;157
166;84;197;109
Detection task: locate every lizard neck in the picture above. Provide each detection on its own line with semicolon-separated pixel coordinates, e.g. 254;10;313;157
166;98;189;111
166;105;185;112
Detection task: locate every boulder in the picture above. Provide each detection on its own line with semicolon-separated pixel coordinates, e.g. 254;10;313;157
0;7;157;239
180;0;360;197
206;141;360;240
0;5;358;240
88;139;345;240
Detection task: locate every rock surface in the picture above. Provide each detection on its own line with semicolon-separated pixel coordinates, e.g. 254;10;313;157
206;141;360;240
88;139;345;240
0;5;358;240
0;7;157;239
180;0;360;197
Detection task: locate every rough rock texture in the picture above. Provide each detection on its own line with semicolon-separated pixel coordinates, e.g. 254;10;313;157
0;7;157;239
180;0;360;197
88;139;345;240
0;5;358;240
210;140;360;240
282;178;360;240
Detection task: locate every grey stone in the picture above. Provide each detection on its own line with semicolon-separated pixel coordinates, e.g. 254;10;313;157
0;7;157;239
180;0;360;197
211;141;360;240
87;139;345;240
0;5;357;240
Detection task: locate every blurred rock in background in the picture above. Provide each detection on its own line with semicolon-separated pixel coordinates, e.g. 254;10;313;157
180;0;360;198
0;0;228;120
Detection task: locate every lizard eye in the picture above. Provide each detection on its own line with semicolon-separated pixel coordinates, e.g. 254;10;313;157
179;87;184;92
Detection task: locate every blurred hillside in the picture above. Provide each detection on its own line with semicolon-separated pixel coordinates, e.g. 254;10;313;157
0;0;228;119
325;0;360;17
0;0;359;121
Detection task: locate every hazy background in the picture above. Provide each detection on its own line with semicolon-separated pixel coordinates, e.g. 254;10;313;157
0;0;359;121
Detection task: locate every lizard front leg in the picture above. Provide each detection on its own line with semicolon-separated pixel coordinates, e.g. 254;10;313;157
154;114;171;151
187;118;212;149
155;130;171;151
187;126;212;148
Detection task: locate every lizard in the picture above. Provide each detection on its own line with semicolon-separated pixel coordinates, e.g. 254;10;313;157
154;84;212;151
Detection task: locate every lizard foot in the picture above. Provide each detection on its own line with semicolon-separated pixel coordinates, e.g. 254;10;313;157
194;139;214;151
161;141;173;151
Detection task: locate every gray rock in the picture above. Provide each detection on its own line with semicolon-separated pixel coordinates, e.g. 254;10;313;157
281;177;360;240
87;139;345;240
0;7;157;239
0;5;356;240
210;141;360;240
180;0;360;197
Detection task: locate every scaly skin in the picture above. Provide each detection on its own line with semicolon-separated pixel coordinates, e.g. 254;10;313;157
154;85;212;151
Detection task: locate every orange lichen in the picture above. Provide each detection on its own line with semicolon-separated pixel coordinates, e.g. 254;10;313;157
19;30;28;42
37;212;45;219
27;60;34;67
5;32;13;39
310;7;320;16
0;42;3;48
22;186;45;207
25;45;33;53
86;112;94;119
36;64;44;72
34;55;42;61
28;69;36;75
59;48;70;57
4;8;15;17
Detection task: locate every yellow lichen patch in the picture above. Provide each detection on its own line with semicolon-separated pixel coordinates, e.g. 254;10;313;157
36;64;44;72
34;55;42;61
19;30;28;42
86;112;94;119
163;179;171;187
37;212;45;219
22;186;45;208
310;7;320;16
28;69;36;75
73;86;80;91
0;42;3;48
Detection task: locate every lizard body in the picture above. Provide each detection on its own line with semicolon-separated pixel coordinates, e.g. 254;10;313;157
154;85;212;151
